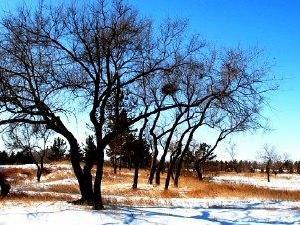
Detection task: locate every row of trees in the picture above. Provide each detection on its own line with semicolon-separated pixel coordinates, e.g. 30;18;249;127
184;158;296;176
0;0;274;209
0;137;67;165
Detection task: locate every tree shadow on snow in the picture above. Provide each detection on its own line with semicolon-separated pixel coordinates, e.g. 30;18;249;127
113;205;300;225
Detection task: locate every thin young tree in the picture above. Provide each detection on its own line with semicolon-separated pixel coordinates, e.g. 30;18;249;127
226;142;239;173
191;142;216;181
5;124;51;182
258;144;279;182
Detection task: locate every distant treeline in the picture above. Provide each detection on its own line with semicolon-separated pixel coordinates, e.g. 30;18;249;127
3;146;300;176
0;150;34;165
0;137;68;165
190;159;300;174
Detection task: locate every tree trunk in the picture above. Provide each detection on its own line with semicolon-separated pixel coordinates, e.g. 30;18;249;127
113;156;117;174
165;158;175;190
81;163;94;204
174;123;200;187
174;155;184;187
68;136;94;204
165;147;182;190
119;158;122;170
155;152;168;185
132;162;139;189
148;142;158;184
93;143;105;210
0;175;10;196
154;113;182;185
195;160;204;181
266;160;271;182
37;165;42;182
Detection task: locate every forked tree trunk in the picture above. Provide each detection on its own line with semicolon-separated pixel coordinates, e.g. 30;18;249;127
36;160;44;182
165;147;182;190
155;125;180;185
68;136;94;205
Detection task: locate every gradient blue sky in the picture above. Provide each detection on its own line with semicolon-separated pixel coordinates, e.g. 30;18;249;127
0;1;299;160
130;0;300;160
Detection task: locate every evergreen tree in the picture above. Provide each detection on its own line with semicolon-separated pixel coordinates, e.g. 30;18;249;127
49;137;67;161
83;135;96;164
0;151;9;165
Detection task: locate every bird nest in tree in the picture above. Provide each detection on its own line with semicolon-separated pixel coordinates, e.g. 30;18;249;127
161;83;178;95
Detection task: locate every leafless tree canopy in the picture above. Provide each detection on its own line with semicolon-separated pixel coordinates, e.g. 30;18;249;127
0;0;275;209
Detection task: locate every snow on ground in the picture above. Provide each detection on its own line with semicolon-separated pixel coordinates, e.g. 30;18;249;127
0;199;300;225
2;164;300;224
0;164;37;170
213;173;300;191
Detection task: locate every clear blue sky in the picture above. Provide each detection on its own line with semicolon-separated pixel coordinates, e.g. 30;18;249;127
0;0;299;160
129;0;300;160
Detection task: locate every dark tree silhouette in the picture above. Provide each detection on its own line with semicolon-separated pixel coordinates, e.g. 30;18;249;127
49;137;67;161
0;173;10;196
4;124;51;182
258;144;279;182
0;0;275;209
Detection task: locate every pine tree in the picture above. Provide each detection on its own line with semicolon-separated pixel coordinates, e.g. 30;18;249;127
49;137;67;161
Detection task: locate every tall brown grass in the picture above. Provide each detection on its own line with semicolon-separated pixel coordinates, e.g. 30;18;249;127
2;163;300;206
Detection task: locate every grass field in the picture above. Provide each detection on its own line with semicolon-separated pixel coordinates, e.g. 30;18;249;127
1;163;300;207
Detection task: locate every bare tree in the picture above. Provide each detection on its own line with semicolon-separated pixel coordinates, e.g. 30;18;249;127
0;5;85;204
0;0;275;209
226;142;239;173
0;1;207;209
5;124;52;182
191;142;216;181
258;144;279;182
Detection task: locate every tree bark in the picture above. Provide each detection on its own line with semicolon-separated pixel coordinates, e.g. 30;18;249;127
132;162;139;189
165;145;182;190
67;134;94;204
113;155;117;174
37;166;42;182
165;157;176;190
0;175;10;197
195;160;204;181
148;151;157;185
93;142;105;210
266;160;271;182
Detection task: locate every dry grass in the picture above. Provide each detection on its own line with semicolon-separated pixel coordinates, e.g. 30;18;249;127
0;192;74;203
0;167;35;178
0;167;35;185
46;184;80;194
216;171;275;179
102;172;300;202
186;181;300;201
3;163;300;206
45;170;74;182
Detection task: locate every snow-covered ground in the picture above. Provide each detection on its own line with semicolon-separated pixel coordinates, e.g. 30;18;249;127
2;164;300;224
213;173;300;191
0;199;300;225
